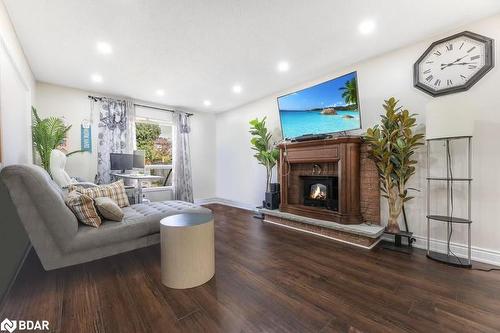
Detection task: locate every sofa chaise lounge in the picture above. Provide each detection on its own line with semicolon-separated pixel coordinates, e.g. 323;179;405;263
0;164;212;270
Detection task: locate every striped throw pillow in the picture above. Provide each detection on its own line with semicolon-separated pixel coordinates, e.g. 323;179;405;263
70;180;130;208
65;191;102;227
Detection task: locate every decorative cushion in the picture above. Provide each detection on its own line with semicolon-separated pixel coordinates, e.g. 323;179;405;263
64;191;102;228
95;197;124;221
70;180;130;207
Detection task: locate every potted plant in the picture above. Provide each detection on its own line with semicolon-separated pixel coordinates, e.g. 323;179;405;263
364;98;424;233
31;107;72;175
249;117;280;195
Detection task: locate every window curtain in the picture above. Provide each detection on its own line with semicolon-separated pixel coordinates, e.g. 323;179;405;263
173;111;193;202
96;98;136;184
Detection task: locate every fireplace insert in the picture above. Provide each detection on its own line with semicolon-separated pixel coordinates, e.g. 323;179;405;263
300;176;338;211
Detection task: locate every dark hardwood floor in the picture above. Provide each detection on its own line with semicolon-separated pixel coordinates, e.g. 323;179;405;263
2;204;500;332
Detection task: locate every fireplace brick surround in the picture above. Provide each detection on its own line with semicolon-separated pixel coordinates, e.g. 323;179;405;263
260;136;382;248
359;142;382;225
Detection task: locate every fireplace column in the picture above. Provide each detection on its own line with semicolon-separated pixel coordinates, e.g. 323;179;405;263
338;142;362;224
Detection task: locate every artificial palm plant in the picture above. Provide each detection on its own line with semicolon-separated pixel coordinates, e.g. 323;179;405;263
32;107;72;175
364;98;424;233
249;117;280;192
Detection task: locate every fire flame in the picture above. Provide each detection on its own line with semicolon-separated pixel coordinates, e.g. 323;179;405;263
310;185;327;200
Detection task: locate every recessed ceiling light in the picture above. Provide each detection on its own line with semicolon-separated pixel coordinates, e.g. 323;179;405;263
277;61;290;72
91;73;103;83
203;100;212;106
232;84;242;94
358;20;376;35
156;89;165;96
96;41;113;54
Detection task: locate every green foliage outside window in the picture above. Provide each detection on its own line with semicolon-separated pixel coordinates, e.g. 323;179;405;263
136;122;172;164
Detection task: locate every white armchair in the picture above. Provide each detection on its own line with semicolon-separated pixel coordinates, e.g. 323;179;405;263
49;149;96;188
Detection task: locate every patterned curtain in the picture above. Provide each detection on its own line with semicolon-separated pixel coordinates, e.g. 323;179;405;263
96;98;135;184
173;111;193;202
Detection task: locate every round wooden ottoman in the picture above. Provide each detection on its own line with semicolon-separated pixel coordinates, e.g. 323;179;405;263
160;213;215;289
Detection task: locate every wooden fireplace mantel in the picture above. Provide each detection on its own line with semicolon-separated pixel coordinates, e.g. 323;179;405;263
278;136;363;225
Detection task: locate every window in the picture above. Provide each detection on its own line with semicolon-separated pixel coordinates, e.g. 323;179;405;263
135;121;172;165
135;115;173;187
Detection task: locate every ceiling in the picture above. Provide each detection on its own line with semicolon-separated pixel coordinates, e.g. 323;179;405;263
4;0;500;113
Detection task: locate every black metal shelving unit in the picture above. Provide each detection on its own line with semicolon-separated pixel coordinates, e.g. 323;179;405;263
426;136;472;268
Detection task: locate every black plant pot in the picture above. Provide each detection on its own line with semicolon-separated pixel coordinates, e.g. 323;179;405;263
270;183;280;193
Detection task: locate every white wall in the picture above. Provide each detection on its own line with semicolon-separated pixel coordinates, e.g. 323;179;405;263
189;110;216;200
215;14;500;260
35;82;216;200
0;1;35;166
0;0;35;301
35;83;98;180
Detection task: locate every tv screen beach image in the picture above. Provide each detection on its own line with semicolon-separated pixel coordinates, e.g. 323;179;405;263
278;72;360;139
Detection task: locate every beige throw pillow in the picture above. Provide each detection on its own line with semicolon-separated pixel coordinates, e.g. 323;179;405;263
65;191;102;227
69;179;130;207
94;197;124;222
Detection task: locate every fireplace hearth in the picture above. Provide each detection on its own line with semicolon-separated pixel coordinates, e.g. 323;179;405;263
301;176;338;211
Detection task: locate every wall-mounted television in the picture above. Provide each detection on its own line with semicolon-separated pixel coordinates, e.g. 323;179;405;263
277;71;361;140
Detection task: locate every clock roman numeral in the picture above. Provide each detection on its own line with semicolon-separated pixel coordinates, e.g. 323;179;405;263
434;79;441;87
425;61;434;64
468;64;477;69
459;42;464;50
470;55;480;60
447;79;453;86
423;69;431;74
425;75;434;82
446;44;453;51
467;46;476;53
433;50;442;56
460;74;467;80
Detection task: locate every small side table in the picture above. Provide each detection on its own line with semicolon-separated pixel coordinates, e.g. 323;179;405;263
160;213;215;289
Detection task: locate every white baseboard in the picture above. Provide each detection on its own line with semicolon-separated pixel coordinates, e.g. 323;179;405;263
195;198;500;267
382;234;500;266
194;197;258;212
413;235;500;267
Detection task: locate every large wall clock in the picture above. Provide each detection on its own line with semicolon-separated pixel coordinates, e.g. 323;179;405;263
414;31;494;97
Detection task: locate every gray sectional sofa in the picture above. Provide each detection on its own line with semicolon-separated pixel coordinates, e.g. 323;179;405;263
0;164;212;270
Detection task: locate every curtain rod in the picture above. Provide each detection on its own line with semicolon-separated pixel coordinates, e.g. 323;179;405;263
134;103;193;117
87;95;193;117
88;95;124;102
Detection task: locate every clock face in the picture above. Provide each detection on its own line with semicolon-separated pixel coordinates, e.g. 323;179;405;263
414;31;494;96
